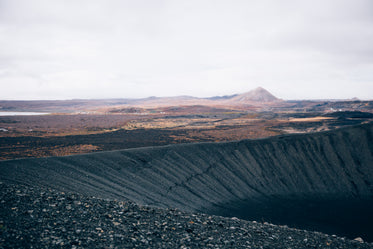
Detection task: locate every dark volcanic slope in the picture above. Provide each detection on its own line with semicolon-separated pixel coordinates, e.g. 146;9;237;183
2;183;371;249
1;123;373;242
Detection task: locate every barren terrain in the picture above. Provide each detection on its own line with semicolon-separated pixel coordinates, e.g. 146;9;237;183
1;90;372;160
1;89;373;248
1;123;372;244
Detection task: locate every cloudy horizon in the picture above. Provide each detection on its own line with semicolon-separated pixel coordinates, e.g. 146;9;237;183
0;0;372;100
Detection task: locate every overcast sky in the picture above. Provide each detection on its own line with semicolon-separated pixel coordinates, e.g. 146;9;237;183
0;0;372;100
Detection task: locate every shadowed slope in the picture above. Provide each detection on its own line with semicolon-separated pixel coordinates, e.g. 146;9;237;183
1;123;373;240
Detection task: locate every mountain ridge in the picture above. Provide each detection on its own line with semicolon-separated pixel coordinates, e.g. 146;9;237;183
0;87;277;102
2;87;371;113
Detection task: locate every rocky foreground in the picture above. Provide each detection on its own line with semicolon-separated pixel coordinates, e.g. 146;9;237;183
1;182;371;249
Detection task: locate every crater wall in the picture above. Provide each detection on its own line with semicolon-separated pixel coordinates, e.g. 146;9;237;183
1;123;372;240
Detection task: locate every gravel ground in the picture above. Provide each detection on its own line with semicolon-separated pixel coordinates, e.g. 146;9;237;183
1;182;372;249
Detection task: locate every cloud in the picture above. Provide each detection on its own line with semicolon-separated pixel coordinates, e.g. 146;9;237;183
0;0;372;100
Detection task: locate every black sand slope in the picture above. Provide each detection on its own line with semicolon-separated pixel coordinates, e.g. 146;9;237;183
1;123;373;244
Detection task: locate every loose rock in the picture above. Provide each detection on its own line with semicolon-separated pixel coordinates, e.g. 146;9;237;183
0;183;372;248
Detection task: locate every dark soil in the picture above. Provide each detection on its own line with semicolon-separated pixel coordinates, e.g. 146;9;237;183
1;183;371;248
324;111;373;119
0;128;196;160
207;198;373;242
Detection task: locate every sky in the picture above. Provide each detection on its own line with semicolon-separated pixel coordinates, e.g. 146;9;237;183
0;0;372;100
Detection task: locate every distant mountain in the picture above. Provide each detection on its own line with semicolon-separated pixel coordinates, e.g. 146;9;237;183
207;94;238;100
0;87;282;112
230;87;280;103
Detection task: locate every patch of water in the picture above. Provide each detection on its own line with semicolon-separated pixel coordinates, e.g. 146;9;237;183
0;112;50;116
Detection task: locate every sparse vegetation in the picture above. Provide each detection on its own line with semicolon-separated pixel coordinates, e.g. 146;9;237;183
1;93;372;160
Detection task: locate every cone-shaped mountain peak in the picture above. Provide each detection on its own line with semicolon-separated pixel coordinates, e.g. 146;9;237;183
231;87;280;102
